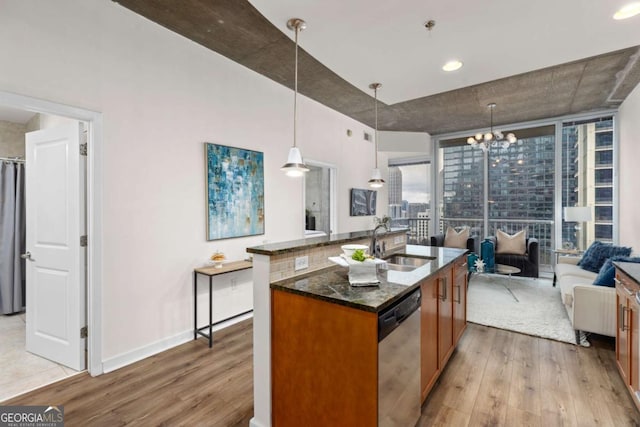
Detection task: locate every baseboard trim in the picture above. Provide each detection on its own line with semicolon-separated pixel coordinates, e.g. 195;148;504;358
250;417;267;427
102;311;253;374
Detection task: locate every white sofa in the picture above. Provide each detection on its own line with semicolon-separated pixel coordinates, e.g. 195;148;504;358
555;256;616;343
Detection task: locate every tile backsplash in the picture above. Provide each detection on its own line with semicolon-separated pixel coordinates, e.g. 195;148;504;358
269;233;407;283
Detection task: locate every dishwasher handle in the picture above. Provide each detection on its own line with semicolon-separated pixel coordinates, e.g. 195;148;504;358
378;289;421;342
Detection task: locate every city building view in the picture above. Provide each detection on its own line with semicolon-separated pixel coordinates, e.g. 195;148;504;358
387;163;431;244
434;115;614;265
562;117;614;250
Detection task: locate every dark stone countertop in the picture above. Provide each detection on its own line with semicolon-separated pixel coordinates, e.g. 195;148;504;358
270;245;468;313
246;228;409;256
614;262;640;284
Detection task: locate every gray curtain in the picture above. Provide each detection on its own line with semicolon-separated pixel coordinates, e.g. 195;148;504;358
0;161;26;314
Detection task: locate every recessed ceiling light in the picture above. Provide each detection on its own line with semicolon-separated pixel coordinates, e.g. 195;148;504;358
614;2;640;19
442;60;463;72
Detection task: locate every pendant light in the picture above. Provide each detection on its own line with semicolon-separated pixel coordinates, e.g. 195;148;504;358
466;103;517;152
281;18;310;178
368;83;384;188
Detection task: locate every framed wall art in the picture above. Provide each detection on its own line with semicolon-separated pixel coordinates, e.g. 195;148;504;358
205;143;264;240
350;188;377;216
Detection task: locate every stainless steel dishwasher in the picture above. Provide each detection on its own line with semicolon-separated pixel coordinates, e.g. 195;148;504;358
378;288;421;427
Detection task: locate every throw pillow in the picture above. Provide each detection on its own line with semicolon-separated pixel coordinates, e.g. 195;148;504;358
593;256;640;287
578;242;632;273
495;229;526;255
579;241;602;263
593;258;616;287
444;226;469;249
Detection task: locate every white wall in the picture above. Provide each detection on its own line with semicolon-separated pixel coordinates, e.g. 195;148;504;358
618;83;640;252
0;0;381;363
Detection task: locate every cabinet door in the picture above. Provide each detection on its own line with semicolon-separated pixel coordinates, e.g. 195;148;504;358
616;275;631;384
421;276;439;402
438;266;454;369
630;296;639;394
272;290;378;427
452;256;468;344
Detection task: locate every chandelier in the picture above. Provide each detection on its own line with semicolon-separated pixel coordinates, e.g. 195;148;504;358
467;103;517;152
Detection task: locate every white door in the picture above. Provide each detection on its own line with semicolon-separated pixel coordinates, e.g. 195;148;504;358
25;123;86;371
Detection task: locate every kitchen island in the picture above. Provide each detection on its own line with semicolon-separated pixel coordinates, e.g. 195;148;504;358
247;231;468;427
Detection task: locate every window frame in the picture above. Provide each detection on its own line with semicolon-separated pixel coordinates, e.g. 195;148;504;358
431;109;619;263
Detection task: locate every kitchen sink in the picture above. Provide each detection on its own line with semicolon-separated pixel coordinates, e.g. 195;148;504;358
382;254;436;272
385;263;419;272
384;254;436;267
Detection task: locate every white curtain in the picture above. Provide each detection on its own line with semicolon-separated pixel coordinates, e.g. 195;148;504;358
0;161;25;314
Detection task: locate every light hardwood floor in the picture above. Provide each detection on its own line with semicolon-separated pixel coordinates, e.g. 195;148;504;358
3;319;639;426
421;324;640;427
2;319;254;427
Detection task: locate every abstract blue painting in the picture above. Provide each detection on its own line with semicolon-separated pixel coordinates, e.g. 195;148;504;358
205;143;264;240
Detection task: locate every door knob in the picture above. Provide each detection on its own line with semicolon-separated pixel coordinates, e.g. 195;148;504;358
21;251;32;260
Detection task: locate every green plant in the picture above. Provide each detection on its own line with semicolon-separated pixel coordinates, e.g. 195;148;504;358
351;249;366;262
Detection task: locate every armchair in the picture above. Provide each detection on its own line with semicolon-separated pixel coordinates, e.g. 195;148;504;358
430;233;478;254
486;236;539;278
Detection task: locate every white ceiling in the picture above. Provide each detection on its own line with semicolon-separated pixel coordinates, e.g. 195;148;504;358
249;0;640;105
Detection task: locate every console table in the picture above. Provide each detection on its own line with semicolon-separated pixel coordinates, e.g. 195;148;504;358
553;248;584;264
193;260;252;347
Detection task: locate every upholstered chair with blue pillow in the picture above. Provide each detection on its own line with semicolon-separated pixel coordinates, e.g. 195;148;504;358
555;241;633;345
485;230;539;278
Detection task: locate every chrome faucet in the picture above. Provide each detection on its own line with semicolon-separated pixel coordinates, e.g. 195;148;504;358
370;223;389;259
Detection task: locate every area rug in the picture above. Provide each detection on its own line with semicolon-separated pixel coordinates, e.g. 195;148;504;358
467;274;589;346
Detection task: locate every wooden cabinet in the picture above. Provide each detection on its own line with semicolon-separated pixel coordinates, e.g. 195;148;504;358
616;268;640;405
420;274;439;401
420;254;468;402
271;252;470;421
632;298;640;396
438;266;454;368
616;278;630;383
452;256;468;343
271;289;378;427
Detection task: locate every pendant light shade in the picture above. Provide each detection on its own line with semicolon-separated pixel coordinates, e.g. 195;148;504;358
281;18;309;177
368;83;385;188
368;168;384;188
281;146;309;177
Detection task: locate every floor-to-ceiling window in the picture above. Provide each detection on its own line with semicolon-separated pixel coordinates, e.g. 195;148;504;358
488;129;555;264
387;157;431;244
438;126;556;265
438;143;484;236
561;116;614;251
435;113;616;268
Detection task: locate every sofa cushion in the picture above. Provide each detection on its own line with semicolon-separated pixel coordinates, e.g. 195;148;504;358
495;229;526;255
577;241;632;273
556;262;596;281
557;264;597;306
444;226;469;249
